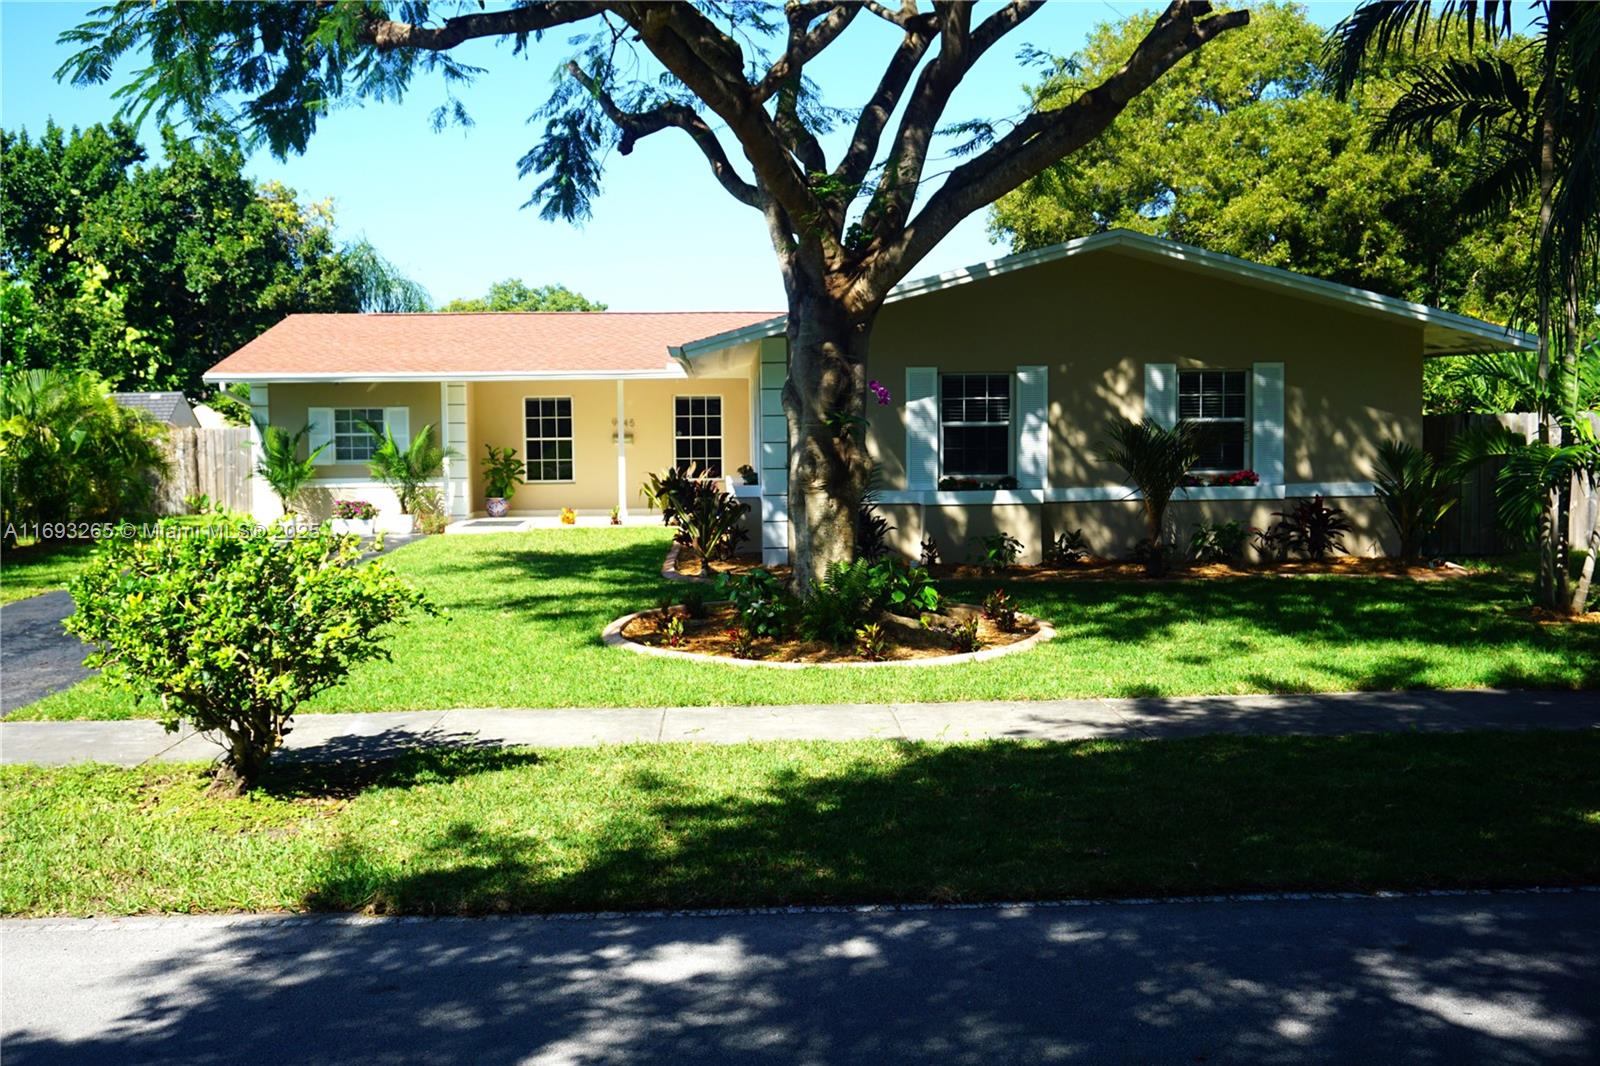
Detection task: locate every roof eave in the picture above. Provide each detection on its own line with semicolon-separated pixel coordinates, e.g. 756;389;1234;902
201;367;689;384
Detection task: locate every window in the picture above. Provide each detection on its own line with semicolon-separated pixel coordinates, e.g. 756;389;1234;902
674;395;723;477
524;397;574;482
334;408;384;462
1179;370;1248;471
940;373;1011;477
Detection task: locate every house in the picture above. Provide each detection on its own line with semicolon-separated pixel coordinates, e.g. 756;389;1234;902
111;391;200;428
203;229;1534;563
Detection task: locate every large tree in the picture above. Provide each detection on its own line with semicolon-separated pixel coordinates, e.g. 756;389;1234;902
1;121;430;394
58;0;1249;587
441;279;606;312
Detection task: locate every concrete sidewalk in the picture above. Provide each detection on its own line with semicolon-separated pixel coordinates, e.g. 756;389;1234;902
1;688;1594;767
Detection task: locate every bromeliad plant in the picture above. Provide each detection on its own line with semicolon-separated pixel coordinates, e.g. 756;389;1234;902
65;523;434;794
1097;418;1203;576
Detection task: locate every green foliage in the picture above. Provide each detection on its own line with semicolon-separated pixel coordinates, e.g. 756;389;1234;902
254;424;324;516
716;568;794;641
857;502;894;561
944;616;983;654
367;423;448;515
1096;418;1203;576
1271;497;1353;561
799;560;891;646
1374;440;1460;559
737;464;759;486
982;589;1018;633
0;368;167;535
854;622;889;662
880;557;941;617
967;532;1024;571
479;444;525;500
641;467;750;561
64;524;433;791
918;536;941;567
1045;528;1091;566
1189;520;1250;565
440;279;605;313
679;585;709;620
1;122;427;393
662;615;686;648
992;2;1540;349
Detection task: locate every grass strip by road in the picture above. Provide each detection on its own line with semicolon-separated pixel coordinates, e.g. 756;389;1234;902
3;731;1596;917
12;528;1598;720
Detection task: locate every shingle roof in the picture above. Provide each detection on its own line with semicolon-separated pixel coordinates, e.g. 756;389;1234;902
111;391;192;422
202;311;780;382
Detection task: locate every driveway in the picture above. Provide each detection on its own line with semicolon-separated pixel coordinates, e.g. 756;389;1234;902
3;891;1595;1064
0;592;93;716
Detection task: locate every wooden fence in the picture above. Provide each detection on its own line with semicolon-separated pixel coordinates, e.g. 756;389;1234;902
154;426;252;515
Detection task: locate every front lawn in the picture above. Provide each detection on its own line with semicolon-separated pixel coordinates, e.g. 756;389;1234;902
3;731;1595;916
12;527;1597;720
0;540;100;605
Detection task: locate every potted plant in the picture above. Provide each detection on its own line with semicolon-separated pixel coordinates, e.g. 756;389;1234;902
366;421;450;535
330;499;377;536
480;444;525;518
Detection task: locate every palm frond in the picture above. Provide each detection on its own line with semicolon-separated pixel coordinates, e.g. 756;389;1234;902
1325;1;1512;99
1371;56;1530;147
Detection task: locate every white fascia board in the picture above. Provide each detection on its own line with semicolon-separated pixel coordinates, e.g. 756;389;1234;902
201;368;688;384
670;314;788;361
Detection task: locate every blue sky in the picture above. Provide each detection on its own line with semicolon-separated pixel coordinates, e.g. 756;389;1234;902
2;2;1357;310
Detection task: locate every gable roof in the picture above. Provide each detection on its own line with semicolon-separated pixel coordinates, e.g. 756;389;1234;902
111;391;196;425
202;311;779;383
671;229;1537;360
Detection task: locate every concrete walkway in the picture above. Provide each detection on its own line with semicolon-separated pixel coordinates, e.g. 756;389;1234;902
1;688;1594;767
4;891;1596;1064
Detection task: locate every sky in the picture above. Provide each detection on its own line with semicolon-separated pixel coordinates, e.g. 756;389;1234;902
1;1;1358;311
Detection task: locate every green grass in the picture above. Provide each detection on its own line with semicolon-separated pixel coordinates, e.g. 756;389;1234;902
3;732;1596;916
15;527;1596;720
0;540;100;605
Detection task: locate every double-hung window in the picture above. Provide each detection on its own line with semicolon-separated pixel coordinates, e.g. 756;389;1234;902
333;407;384;462
524;397;574;482
940;373;1011;478
1179;370;1248;471
674;396;723;477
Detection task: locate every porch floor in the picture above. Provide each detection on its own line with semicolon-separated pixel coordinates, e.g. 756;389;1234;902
444;514;665;534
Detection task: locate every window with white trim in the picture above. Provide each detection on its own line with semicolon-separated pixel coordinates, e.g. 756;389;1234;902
524;397;574;482
333;408;384;462
940;373;1011;477
1179;370;1248;471
674;395;723;477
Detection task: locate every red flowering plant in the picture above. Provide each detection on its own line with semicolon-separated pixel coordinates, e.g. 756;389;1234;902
1180;470;1260;488
332;499;378;520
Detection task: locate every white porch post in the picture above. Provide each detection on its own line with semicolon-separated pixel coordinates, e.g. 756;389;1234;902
246;382;276;521
758;338;790;565
616;379;628;519
440;381;469;519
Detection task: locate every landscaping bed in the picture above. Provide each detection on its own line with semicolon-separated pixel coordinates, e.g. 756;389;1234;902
928;555;1477;583
3;731;1595;917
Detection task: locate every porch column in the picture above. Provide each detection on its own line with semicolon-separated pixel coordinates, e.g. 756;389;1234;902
616;379;628;519
758;338;790;565
440;381;469;519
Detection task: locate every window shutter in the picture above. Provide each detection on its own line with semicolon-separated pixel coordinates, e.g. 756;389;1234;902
384;407;411;449
1143;363;1177;428
1251;363;1285;484
905;367;938;491
1015;365;1048;489
307;407;334;466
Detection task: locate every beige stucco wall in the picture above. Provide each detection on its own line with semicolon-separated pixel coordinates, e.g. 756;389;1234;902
861;250;1424;489
466;377;751;513
267;382;445;481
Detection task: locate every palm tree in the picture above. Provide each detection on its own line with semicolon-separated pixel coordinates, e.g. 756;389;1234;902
255;424;325;517
1097;418;1202;577
1327;1;1600;610
365;422;449;515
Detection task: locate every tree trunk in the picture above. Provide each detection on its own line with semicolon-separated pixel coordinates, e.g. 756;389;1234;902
1533;44;1560;609
1570;470;1598;615
782;283;876;593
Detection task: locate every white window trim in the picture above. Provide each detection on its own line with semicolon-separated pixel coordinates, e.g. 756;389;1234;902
938;372;1015;480
673;394;725;478
523;395;575;484
1179;369;1252;473
333;406;386;463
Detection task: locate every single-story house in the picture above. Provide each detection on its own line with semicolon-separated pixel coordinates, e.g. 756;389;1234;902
203;229;1534;564
112;390;200;428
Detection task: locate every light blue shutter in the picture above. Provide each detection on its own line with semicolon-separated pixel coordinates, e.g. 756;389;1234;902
1251;362;1285;484
1015;365;1048;489
1144;364;1177;428
384;407;411;448
905;367;938;491
307;407;334;466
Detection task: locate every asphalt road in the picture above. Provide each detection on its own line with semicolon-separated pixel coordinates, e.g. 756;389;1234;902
0;592;92;715
4;891;1595;1065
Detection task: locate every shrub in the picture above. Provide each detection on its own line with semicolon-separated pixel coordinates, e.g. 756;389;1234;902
968;531;1023;571
332;499;378;521
716;568;793;639
184;493;214;515
641;467;750;560
1;369;168;537
366;422;449;515
1096;418;1202;576
919;535;941;567
857;502;895;561
255;424;325;516
1271;496;1352;560
662;615;686;647
480;444;525;500
1045;528;1090;566
798;559;890;645
982;588;1018;632
1251;523;1290;562
680;585;709;619
726;624;757;658
1189;520;1249;564
881;557;941;617
855;622;889;661
1374;439;1458;559
65;524;433;794
412;489;450;535
944;616;982;653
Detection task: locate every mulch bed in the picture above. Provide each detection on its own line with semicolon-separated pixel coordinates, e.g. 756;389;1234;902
622;602;1035;664
927;556;1477;583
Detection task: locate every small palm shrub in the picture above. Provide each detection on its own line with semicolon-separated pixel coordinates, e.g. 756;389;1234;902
366;422;449;514
1374;439;1458;559
1097;418;1202;576
257;424;325;516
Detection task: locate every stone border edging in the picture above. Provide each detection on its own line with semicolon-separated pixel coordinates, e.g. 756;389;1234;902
602;605;1057;670
660;543;713;584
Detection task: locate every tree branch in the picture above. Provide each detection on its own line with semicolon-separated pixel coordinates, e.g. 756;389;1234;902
359;2;604;51
832;16;937;187
751;3;859;105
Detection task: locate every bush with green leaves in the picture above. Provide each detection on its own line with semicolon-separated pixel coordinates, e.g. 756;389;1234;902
679;585;710;619
641;466;750;560
857;502;894;561
716;568;794;640
1189;520;1249;564
367;422;449;514
880;557;941;617
255;423;325;516
65;524;435;794
855;622;889;661
1270;496;1353;561
982;588;1018;632
968;531;1023;571
1374;439;1459;559
798;559;893;645
1045;528;1090;566
480;444;526;500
